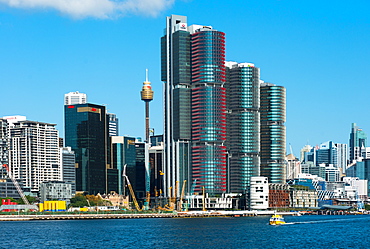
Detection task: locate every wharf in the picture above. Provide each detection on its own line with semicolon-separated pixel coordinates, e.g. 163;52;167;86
0;210;300;221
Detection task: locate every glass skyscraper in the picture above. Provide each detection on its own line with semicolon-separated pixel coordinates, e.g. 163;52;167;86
161;15;227;195
349;123;367;162
64;103;107;194
260;82;286;184
225;62;260;193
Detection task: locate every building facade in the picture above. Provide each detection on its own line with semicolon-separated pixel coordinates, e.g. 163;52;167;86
161;15;227;196
64;103;107;194
64;91;87;105
61;147;76;195
225;62;260;193
349;123;367;162
249;177;269;210
8;120;61;194
260;82;286;184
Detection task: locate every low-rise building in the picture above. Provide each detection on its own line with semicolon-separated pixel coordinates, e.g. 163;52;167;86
39;181;72;204
269;183;290;208
289;186;318;208
249;177;269;210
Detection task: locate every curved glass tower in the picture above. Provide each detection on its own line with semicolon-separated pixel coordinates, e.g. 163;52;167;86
260;82;286;184
190;27;227;194
225;62;260;193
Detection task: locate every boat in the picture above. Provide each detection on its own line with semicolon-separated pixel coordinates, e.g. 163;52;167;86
269;214;286;225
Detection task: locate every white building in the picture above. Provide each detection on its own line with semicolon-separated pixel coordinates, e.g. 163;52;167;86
343;177;368;198
335;143;348;174
286;154;301;179
249;177;269;210
325;164;340;182
64;91;87;105
8;119;62;194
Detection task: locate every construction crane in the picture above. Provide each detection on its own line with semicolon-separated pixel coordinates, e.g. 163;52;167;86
2;164;30;206
202;186;207;212
122;165;142;211
178;180;187;211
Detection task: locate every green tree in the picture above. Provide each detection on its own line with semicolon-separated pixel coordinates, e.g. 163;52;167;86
17;195;37;204
70;194;88;207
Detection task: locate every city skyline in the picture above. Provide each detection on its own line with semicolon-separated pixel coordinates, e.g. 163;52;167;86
1;0;370;154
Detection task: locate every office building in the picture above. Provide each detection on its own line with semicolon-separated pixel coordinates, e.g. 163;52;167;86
149;142;164;197
61;147;76;194
161;15;226;195
64;103;107;194
335;143;348;174
225;62;260;193
260;82;286;184
316;141;337;167
107;113;119;137
349;123;367;162
64;91;87;105
8;119;61;194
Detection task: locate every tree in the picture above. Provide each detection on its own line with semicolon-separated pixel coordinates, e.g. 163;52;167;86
17;195;37;204
69;194;88;207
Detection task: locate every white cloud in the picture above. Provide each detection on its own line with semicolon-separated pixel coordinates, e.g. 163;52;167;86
0;0;175;19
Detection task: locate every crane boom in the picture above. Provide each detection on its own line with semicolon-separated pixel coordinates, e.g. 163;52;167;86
178;180;186;211
2;164;30;205
123;164;142;211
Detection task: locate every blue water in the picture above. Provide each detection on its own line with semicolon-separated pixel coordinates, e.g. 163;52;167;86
1;215;369;248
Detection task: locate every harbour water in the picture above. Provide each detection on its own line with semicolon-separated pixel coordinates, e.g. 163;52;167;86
1;215;369;248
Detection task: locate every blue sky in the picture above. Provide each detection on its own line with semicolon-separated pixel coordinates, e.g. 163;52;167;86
1;0;370;156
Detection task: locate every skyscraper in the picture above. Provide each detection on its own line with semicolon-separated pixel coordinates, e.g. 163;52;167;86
161;15;227;195
260;82;286;184
349;123;367;162
225;62;260;193
64;103;107;194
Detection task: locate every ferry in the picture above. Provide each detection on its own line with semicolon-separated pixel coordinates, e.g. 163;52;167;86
269;214;286;225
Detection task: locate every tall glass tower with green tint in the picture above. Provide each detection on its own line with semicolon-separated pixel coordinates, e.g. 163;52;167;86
225;62;260;193
64;103;107;194
161;15;227;195
349;123;367;161
260;82;286;184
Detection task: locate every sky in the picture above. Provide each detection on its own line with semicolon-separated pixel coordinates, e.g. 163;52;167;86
1;0;370;157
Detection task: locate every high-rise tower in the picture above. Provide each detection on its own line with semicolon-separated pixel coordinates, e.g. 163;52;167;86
349;123;367;162
64;103;107;194
161;15;227;195
260;82;286;184
141;70;154;143
225;62;260;193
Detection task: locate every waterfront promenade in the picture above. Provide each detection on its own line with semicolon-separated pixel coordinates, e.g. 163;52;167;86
0;210;287;221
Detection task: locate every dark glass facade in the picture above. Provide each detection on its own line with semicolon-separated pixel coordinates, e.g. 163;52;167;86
64;103;107;194
226;63;260;193
260;83;286;184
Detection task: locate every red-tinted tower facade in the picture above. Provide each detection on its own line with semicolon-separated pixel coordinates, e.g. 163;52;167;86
190;27;227;193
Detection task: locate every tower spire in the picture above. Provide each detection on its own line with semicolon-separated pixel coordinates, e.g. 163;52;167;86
141;69;154;143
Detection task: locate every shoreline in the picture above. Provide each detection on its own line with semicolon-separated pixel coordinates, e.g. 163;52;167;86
1;210;365;221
